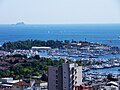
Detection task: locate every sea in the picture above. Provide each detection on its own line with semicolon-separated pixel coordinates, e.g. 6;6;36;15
0;24;120;74
0;24;120;46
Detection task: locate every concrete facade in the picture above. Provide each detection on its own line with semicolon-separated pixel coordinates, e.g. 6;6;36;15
48;63;82;90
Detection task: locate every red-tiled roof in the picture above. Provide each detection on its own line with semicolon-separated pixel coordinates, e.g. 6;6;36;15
1;61;9;65
13;81;30;86
13;80;40;86
35;80;40;84
0;88;12;90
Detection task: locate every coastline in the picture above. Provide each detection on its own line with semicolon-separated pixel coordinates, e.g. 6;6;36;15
0;24;120;47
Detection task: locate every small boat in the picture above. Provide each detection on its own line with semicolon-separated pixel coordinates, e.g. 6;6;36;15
118;36;120;40
91;65;104;69
104;64;112;68
113;63;120;67
82;67;90;72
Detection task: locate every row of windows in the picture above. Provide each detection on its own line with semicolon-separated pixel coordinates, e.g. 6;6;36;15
70;68;77;74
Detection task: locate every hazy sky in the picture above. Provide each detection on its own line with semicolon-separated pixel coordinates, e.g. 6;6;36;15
0;0;120;24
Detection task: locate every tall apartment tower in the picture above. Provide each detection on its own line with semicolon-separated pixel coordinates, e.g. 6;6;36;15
48;63;82;90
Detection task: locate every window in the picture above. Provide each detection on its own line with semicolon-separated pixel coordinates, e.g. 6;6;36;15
64;87;66;90
72;85;74;89
56;75;58;79
72;75;74;79
75;76;77;79
56;80;58;84
25;86;28;88
56;85;58;89
64;77;66;79
75;81;77;84
56;70;58;73
16;86;19;88
75;69;77;74
72;68;74;71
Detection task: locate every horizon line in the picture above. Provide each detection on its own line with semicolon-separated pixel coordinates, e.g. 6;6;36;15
0;23;120;25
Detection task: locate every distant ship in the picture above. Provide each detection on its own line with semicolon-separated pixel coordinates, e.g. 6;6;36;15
16;22;25;25
118;36;120;40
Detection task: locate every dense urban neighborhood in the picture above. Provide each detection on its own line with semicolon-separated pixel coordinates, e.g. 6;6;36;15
0;40;120;90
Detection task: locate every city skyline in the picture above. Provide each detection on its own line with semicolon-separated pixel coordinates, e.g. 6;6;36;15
0;0;120;24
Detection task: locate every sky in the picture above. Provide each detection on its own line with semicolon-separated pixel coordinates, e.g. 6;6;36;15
0;0;120;24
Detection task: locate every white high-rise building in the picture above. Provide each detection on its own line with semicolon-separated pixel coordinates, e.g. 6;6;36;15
48;63;82;90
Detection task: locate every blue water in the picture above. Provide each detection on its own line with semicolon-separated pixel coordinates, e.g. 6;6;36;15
90;67;120;75
0;24;120;74
0;24;120;47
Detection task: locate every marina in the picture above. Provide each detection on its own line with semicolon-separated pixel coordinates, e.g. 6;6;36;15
0;25;120;86
0;0;120;89
2;42;120;75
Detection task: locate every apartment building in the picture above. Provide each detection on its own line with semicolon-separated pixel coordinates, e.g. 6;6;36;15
48;63;82;90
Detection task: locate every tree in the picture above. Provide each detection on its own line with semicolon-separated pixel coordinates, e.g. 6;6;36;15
33;55;40;59
41;73;48;82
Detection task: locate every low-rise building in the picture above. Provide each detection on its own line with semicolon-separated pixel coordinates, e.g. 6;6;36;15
32;47;51;51
13;80;40;90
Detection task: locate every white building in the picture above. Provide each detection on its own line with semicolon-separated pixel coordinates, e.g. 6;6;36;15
0;78;19;88
32;47;51;51
1;78;13;83
104;81;119;90
48;63;82;90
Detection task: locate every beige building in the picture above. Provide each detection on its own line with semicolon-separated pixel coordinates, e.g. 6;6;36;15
48;63;82;90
